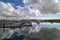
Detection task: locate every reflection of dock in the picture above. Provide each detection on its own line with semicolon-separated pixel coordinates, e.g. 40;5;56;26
0;19;60;28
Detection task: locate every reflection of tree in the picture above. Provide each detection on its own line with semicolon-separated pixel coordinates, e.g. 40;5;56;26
24;28;60;40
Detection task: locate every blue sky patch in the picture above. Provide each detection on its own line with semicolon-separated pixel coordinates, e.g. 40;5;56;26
0;0;25;7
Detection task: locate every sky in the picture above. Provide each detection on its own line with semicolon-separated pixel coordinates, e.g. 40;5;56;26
0;0;25;6
0;0;25;9
0;0;60;19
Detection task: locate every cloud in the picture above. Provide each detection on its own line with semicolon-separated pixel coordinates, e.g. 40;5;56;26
0;2;14;16
0;1;60;20
15;6;36;17
0;1;36;20
23;0;60;14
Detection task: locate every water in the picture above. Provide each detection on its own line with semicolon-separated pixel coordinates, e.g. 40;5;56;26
32;23;60;28
1;23;60;40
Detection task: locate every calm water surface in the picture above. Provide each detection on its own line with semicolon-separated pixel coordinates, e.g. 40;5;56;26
32;23;60;28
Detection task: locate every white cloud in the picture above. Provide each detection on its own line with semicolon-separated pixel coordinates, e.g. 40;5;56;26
23;0;40;5
0;2;14;15
0;2;36;20
0;1;60;20
23;0;60;14
14;6;36;18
